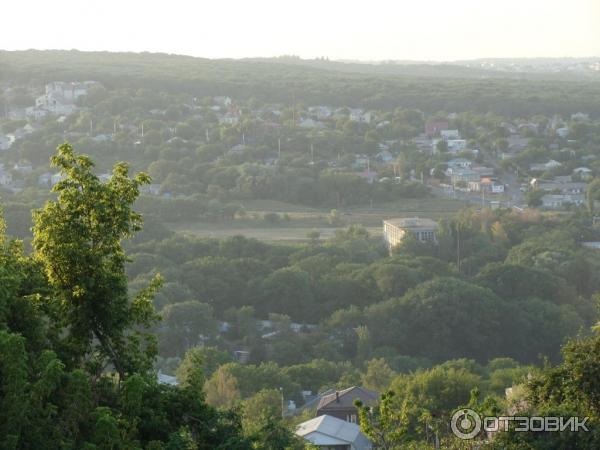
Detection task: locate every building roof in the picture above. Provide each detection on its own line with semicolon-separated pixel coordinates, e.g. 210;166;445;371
383;217;438;230
296;414;372;449
317;386;379;411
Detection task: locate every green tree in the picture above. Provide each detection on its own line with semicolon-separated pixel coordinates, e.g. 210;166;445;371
32;143;161;379
160;300;217;356
362;358;396;392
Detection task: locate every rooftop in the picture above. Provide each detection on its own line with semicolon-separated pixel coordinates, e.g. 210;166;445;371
317;386;379;411
383;217;438;230
296;414;372;449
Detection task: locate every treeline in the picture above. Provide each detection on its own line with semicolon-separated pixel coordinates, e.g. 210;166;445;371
3;50;600;116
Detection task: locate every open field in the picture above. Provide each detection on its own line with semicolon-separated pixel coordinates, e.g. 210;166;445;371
166;198;467;242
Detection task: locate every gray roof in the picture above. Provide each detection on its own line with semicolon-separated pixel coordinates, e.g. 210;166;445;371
317;386;379;411
296;414;372;450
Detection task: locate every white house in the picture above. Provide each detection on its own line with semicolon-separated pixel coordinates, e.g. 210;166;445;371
556;127;570;138
447;139;467;153
35;81;98;116
440;129;460;140
529;160;562;172
447;158;473;169
295;415;372;450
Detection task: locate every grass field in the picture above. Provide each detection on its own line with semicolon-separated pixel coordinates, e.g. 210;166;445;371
166;198;467;242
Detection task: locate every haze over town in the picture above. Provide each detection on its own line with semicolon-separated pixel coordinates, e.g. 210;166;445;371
3;0;600;60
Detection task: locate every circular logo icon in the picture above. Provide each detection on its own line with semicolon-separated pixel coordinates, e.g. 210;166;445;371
451;408;482;439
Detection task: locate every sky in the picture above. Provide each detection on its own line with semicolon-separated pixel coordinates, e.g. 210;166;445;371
2;0;600;61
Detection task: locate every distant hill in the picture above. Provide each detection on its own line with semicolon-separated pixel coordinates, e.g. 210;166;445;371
1;50;600;116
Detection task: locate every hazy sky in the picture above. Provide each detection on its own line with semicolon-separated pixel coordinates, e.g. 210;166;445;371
3;0;599;61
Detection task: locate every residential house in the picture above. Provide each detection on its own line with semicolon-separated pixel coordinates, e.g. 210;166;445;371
541;194;585;209
446;139;467;153
582;242;600;250
412;134;434;152
316;386;379;424
296;415;372;450
468;178;505;194
450;168;481;185
383;218;438;252
529;160;562;172
425;121;449;137
157;372;178;386
447;158;472;170
440;129;460;140
532;179;587;195
556;127;570;138
35;81;98;116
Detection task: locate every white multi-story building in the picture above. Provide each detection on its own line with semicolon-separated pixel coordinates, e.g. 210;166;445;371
383;217;438;252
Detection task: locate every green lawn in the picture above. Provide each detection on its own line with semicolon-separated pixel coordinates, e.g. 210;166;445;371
166;197;466;242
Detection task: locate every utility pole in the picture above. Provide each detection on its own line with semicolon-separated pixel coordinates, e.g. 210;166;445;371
310;143;314;164
206;128;210;143
141;122;144;137
457;226;462;267
279;387;284;419
278;137;281;159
